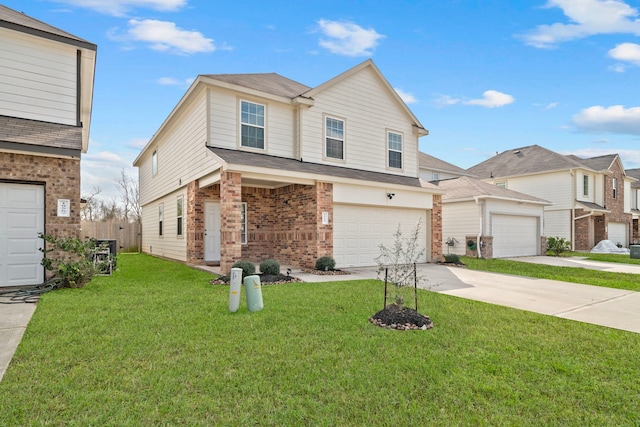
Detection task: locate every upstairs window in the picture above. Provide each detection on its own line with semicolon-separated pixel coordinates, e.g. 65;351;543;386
613;178;618;199
495;182;506;189
158;204;164;236
176;196;183;236
583;175;589;196
152;150;158;176
432;173;439;181
240;100;265;149
387;131;403;169
325;116;344;160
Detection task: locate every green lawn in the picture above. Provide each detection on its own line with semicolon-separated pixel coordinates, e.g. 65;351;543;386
462;256;640;291
1;254;640;425
581;252;640;265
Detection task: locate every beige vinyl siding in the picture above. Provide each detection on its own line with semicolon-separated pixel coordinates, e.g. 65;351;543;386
442;201;480;256
594;174;604;206
138;88;216;206
419;169;465;182
208;87;295;158
543;210;571;240
300;66;419;177
141;189;188;261
502;171;573;210
0;28;77;125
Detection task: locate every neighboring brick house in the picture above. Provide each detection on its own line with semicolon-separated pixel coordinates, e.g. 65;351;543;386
468;145;634;251
626;168;640;244
134;60;444;273
0;5;96;286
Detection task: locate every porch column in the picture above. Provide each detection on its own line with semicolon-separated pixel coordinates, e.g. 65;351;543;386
186;181;203;264
220;171;242;274
431;194;443;262
315;182;333;268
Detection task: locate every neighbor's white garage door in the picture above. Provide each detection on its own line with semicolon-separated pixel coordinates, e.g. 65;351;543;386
492;214;539;258
608;222;628;248
0;183;45;287
333;204;428;267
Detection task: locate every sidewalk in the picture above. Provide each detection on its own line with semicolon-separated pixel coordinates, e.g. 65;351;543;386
0;302;37;381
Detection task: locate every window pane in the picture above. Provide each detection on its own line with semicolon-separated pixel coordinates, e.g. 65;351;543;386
389;151;402;169
326;138;344;159
241;124;264;149
326;118;343;139
152;151;158;175
388;132;402;151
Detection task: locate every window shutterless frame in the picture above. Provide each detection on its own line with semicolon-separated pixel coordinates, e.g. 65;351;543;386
324;115;345;161
240;100;265;150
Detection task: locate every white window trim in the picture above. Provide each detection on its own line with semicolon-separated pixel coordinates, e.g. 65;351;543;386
613;178;618;199
241;202;247;245
176;196;184;237
158;203;164;237
152;150;158;176
432;173;439;181
323;114;346;163
495;181;506;189
583;174;589;197
238;99;267;151
386;129;404;171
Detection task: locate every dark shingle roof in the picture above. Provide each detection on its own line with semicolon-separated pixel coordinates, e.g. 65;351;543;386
0;4;96;50
434;176;549;204
577;154;618;171
418;152;476;177
208;146;425;188
576;201;608;212
203;73;311;99
627;168;640;188
0;115;82;150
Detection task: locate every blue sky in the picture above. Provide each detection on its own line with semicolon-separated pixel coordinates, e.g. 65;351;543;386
6;0;640;200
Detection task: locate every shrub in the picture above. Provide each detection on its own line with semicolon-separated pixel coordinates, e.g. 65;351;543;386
443;254;460;264
231;260;256;278
38;233;99;288
315;256;336;271
547;236;571;257
260;259;280;275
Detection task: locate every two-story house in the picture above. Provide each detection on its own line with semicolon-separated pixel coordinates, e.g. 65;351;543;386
468;145;634;251
0;5;96;287
134;60;444;273
626;168;640;244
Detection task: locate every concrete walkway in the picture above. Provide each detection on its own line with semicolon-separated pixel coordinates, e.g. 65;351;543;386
2;256;640;382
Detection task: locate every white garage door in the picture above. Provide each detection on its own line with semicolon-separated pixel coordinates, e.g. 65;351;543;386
492;215;539;258
608;222;628;248
334;204;428;268
0;183;45;287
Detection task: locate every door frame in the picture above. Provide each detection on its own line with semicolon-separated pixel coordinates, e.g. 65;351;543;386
204;201;220;262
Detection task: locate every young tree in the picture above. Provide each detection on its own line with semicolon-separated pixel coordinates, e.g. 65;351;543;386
80;186;102;221
115;169;141;223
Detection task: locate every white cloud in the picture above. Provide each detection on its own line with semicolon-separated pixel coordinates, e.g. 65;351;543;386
127;138;149;149
51;0;186;16
521;0;640;48
609;63;627;72
81;151;138;201
545;102;559;110
463;90;515;108
157;76;195;86
317;19;384;57
394;88;417;104
123;19;215;54
433;94;461;107
572;105;640;134
608;42;640;65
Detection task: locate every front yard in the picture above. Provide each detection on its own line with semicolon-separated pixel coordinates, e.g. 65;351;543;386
1;254;639;425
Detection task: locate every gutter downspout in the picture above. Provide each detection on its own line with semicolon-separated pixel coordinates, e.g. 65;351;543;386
570;169;576;251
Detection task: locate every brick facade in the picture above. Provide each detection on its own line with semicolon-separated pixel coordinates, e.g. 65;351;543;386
0;152;81;239
465;235;493;258
431;194;443;262
220;172;243;273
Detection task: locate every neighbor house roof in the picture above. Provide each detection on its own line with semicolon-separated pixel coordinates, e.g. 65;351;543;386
433;176;550;204
467;144;614;179
626;168;640;188
0;4;96;50
418;152;476;177
203;73;311;99
0;115;82;154
208;146;441;190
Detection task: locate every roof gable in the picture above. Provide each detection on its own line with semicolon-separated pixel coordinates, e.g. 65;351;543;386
202;73;311;99
419;152;476;177
0;4;96;50
435;176;550;204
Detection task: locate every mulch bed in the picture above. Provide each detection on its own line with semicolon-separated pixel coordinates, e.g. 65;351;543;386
210;274;301;285
301;269;350;276
369;303;434;331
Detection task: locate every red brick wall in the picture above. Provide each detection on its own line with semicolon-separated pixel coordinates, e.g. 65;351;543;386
603;161;632;246
186;181;220;264
220;172;242;273
0;152;80;239
574;209;592;251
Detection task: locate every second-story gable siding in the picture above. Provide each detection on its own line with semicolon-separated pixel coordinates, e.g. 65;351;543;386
495;171;573;210
300;66;419;178
139;88;215;206
208;86;295;158
577;171;596;204
0;28;77;125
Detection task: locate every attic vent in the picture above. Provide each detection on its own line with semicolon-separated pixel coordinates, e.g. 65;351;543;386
514;150;520;154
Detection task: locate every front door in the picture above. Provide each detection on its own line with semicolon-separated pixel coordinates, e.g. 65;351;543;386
204;201;220;262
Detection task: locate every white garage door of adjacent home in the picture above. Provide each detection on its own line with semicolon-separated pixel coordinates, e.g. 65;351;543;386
333;204;428;268
0;183;45;287
608;222;628;248
492;215;539;258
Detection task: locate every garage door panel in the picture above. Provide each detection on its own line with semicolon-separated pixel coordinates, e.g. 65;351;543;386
492;215;539;258
608;222;628;247
334;204;428;268
0;183;44;287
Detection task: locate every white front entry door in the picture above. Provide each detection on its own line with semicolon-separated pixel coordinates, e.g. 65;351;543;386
0;183;45;287
204;201;220;262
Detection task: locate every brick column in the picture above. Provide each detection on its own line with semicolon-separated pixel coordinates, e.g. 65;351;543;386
431;194;443;262
220;171;242;274
314;182;333;269
186;181;203;264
